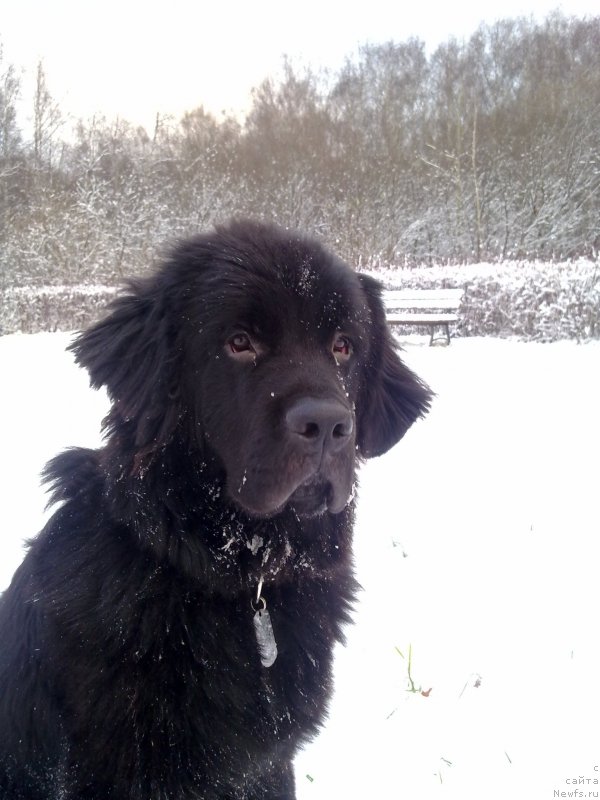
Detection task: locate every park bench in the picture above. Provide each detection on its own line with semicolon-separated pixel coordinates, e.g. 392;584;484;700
383;288;464;345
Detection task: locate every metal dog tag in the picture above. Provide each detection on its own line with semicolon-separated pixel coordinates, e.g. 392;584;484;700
253;603;278;668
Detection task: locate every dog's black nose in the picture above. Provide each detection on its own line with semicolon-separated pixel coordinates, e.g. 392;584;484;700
285;398;354;454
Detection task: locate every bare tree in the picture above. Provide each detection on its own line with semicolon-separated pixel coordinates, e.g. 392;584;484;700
33;61;62;169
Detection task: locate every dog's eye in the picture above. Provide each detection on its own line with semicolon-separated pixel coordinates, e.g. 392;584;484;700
332;334;352;362
228;333;254;354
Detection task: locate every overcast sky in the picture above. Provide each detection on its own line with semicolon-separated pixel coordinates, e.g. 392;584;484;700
2;0;598;133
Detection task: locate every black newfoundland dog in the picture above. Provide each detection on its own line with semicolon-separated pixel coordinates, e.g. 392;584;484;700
0;220;431;799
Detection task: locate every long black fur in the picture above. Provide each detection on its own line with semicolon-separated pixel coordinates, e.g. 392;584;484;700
0;220;432;799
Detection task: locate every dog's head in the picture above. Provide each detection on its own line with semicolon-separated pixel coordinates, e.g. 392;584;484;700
71;220;432;518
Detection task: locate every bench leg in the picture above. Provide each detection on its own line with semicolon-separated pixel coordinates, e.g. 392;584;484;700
429;323;451;346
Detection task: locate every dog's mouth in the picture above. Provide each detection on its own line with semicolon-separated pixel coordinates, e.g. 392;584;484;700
228;460;354;519
287;475;335;518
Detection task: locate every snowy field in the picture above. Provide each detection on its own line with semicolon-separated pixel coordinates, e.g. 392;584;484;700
1;332;599;798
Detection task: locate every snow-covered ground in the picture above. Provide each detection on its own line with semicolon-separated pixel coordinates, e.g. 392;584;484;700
1;332;599;798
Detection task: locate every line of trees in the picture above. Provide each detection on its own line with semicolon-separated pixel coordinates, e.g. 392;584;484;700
1;12;599;288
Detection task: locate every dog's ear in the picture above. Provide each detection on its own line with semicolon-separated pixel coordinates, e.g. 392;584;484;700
69;278;181;455
356;274;433;458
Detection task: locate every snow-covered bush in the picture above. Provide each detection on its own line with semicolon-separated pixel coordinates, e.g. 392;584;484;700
0;286;117;336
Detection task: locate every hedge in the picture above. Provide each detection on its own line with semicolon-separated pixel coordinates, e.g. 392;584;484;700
2;259;598;342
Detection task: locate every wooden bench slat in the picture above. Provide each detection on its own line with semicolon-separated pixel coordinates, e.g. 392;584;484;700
386;313;459;324
384;297;461;310
384;288;463;299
